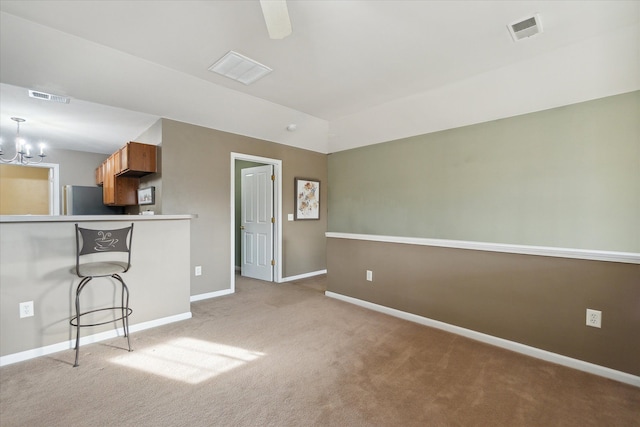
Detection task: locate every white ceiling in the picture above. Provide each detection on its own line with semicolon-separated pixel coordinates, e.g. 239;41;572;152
0;1;638;155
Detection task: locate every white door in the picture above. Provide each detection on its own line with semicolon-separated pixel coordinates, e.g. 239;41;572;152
241;165;274;281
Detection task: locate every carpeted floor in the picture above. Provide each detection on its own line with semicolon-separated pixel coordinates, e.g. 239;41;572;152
1;275;638;426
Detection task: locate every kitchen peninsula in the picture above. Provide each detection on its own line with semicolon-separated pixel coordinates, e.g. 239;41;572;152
0;214;193;366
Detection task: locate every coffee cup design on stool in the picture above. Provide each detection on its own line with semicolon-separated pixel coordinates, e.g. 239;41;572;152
94;231;119;251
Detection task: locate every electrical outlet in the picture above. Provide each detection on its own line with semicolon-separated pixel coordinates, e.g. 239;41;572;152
20;301;34;318
586;309;601;328
366;270;373;281
195;266;202;276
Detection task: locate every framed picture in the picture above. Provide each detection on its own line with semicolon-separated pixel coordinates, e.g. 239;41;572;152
137;186;155;205
295;178;320;220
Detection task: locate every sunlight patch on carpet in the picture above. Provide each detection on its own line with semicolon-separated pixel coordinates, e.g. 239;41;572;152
110;338;265;384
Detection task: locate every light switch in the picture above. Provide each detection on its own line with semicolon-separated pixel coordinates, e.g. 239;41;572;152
288;214;294;221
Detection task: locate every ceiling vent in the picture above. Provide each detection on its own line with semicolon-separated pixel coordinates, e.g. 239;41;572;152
208;51;273;85
508;14;543;42
28;89;70;104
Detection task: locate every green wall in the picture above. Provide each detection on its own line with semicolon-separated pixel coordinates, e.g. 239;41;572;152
328;91;639;253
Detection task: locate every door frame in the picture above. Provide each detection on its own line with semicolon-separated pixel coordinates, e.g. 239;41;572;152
240;164;274;281
230;152;282;292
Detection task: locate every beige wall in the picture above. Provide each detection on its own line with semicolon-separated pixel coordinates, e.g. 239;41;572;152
44;147;109;189
0;217;191;358
160;119;327;296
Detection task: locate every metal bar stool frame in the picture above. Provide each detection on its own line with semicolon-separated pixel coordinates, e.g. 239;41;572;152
70;223;134;367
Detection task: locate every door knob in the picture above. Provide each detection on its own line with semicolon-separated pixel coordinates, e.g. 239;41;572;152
240;226;245;230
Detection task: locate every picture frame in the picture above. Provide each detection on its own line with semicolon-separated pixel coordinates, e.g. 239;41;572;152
137;186;155;205
294;178;320;220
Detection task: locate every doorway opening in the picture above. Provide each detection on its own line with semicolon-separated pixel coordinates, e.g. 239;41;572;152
230;153;282;293
0;162;59;215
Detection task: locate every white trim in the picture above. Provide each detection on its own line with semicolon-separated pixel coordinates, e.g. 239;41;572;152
0;312;192;367
190;288;234;302
326;232;639;264
231;152;283;292
325;291;640;388
47;163;60;215
1;214;195;223
280;269;327;283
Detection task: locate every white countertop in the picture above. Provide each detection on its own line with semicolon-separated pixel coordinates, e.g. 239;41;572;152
0;214;195;223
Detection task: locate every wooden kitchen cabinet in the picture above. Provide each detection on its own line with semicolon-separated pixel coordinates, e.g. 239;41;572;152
117;142;156;177
95;141;157;206
102;155;115;204
102;153;140;206
113;149;122;175
102;163;140;206
111;176;139;206
95;162;105;186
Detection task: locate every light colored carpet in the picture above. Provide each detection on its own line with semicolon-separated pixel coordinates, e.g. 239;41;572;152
1;275;638;426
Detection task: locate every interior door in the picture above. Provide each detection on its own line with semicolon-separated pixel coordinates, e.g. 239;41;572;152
241;165;274;281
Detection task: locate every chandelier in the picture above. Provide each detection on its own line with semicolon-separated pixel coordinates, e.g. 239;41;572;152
0;117;46;165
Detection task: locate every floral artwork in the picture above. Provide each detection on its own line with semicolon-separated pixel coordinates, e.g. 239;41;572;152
295;178;320;220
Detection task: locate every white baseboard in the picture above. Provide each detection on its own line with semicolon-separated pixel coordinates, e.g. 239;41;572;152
280;269;327;283
0;312;192;367
325;291;640;388
190;288;234;302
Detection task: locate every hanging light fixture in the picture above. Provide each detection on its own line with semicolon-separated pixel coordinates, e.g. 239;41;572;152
0;117;46;165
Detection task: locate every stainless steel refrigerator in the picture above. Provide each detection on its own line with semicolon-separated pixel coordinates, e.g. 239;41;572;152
63;185;124;215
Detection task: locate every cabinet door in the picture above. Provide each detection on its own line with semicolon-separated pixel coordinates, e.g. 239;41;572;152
95;163;104;186
113;176;138;206
102;153;140;206
113;149;122;175
119;146;129;172
119;142;157;176
103;155;116;204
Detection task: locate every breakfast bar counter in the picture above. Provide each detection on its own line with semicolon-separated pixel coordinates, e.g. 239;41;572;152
0;215;194;365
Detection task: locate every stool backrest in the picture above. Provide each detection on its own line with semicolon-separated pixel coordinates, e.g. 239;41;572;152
75;223;134;271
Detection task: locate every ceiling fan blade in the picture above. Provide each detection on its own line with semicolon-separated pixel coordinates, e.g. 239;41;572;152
259;0;292;39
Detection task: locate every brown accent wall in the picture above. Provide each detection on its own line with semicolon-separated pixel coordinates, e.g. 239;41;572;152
327;237;640;376
160;119;327;295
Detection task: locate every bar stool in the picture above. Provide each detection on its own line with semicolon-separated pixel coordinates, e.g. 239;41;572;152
70;223;134;367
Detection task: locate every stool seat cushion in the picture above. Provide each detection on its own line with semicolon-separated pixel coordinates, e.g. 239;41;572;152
76;261;129;277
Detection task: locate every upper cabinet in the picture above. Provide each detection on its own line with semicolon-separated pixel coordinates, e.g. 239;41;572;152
95;162;104;186
96;141;158;206
117;142;157;177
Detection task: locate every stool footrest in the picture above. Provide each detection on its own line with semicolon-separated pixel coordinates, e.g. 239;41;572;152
70;307;133;328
